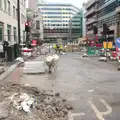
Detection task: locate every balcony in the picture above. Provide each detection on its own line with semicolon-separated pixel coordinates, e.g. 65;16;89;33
116;6;120;13
84;8;97;17
84;0;98;9
86;18;97;25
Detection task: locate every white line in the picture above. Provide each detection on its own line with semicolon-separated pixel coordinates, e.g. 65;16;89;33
88;99;105;120
68;111;85;120
100;99;112;116
88;98;112;120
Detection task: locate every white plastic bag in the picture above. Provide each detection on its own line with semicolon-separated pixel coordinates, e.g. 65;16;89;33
52;54;59;62
45;56;53;63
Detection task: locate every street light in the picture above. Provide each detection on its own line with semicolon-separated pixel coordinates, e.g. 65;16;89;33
17;0;21;56
49;27;54;52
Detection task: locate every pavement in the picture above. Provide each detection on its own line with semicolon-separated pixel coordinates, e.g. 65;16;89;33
3;52;120;120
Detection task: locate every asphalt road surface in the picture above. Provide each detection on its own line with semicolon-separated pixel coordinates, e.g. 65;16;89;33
4;52;120;120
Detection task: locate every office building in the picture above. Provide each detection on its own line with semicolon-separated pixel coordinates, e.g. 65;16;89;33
97;0;120;39
27;0;44;40
0;0;27;51
82;4;86;37
84;0;98;39
38;3;82;42
69;10;82;41
85;0;120;40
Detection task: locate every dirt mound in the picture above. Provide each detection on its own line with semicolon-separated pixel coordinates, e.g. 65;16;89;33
0;82;73;120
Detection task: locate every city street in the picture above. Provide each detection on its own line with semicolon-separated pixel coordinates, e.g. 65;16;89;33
4;52;120;120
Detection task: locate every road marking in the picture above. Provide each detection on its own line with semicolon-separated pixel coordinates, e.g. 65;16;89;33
88;98;112;120
100;99;112;116
88;89;94;93
68;111;85;120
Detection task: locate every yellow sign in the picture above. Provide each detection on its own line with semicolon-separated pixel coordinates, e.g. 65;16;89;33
103;42;113;49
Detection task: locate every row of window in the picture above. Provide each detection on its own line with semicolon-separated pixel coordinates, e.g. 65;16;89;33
39;7;78;13
43;16;71;18
87;14;118;30
0;0;26;24
0;23;16;41
44;24;69;26
71;20;81;22
98;0;114;8
44;20;70;22
0;0;11;14
98;0;120;18
0;22;25;42
97;15;118;28
44;29;69;33
40;8;72;11
42;12;73;14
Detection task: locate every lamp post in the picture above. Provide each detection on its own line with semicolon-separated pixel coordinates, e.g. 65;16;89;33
49;27;53;52
17;0;21;56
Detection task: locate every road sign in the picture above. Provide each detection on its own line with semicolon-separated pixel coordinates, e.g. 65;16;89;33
103;42;113;49
115;38;120;48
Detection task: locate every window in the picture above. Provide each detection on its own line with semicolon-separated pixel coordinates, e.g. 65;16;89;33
23;31;25;42
0;23;3;42
0;0;2;9
13;27;16;41
36;21;40;30
13;6;15;18
8;0;10;15
7;25;11;41
16;9;18;19
4;0;7;11
24;0;25;7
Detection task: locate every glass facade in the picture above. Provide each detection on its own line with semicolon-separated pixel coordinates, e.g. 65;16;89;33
8;0;10;15
97;0;120;29
97;14;118;28
39;4;82;41
7;24;11;41
0;23;3;42
13;27;17;41
98;0;120;18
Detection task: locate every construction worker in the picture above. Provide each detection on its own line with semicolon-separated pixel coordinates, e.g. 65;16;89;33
53;44;57;53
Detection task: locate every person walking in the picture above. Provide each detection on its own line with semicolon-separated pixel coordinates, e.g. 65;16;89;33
2;40;9;61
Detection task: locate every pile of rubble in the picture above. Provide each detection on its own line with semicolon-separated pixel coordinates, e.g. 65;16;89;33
0;82;73;120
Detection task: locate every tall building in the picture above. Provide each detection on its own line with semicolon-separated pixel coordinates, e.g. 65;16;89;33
38;3;82;42
69;10;83;41
27;0;45;9
27;0;44;41
84;0;98;39
85;0;120;40
0;0;27;51
82;4;86;37
97;0;120;39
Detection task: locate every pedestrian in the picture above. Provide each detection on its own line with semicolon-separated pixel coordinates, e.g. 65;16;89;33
56;44;60;54
2;40;9;60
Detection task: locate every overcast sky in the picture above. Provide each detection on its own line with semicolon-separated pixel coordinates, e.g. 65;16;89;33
46;0;89;8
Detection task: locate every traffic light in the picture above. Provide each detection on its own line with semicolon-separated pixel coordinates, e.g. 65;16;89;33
103;23;109;34
93;26;98;34
25;22;30;32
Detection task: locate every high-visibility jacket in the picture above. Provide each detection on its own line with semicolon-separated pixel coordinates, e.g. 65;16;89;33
53;44;57;49
60;45;63;50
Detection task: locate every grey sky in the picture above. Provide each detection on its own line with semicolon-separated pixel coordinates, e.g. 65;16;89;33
46;0;89;8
